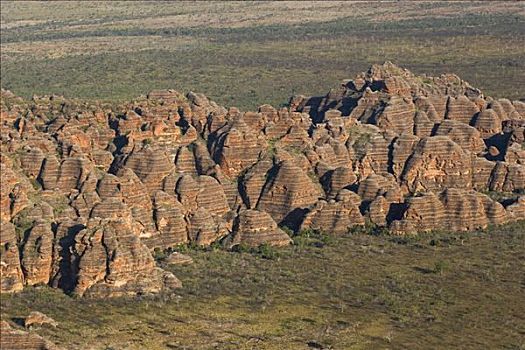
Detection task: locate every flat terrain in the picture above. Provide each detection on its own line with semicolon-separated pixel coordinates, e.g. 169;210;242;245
2;222;524;349
1;1;525;109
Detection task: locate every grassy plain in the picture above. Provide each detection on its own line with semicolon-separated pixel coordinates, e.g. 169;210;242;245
2;222;524;349
1;1;525;109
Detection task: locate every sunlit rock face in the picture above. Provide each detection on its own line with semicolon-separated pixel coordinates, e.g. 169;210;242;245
1;62;524;296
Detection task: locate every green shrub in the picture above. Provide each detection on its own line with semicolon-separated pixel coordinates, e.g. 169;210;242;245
266;137;280;157
292;228;333;248
153;248;168;261
209;240;223;252
280;225;294;237
348;219;389;236
348;224;369;235
230;243;280;260
231;243;250;254
29;178;42;190
433;260;448;275
13;211;34;241
173;242;208;253
254;243;279;260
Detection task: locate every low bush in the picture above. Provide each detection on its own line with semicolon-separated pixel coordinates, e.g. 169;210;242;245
292;228;333;249
433;260;449;275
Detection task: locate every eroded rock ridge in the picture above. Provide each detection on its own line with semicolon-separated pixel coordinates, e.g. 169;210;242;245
1;63;524;296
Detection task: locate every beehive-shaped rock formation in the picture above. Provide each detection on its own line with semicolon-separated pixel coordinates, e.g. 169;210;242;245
228;209;292;247
144;190;188;249
375;95;415;135
239;159;273;209
402;136;473;192
299;193;364;234
324;166;358;197
357;173;401;203
20;220;54;286
390;192;445;234
187;207;229;246
439;189;501;231
71;219;181;297
1;63;524;300
124;146;174;193
0;222;24;293
445;96;479;124
257;160;322;225
434;120;485;154
0;320;62;350
209;117;264;178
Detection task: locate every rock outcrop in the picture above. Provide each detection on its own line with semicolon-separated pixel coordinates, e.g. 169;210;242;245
228;209;292;247
257;160;322;226
0;222;24;293
20;220;54;286
123;146;175;193
25;311;59;328
390;189;509;234
299;192;364;234
1;63;524;300
71;219;181;297
0;320;62;350
401;136;474;192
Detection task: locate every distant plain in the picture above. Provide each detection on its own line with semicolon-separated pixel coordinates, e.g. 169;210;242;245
1;1;524;109
1;2;525;349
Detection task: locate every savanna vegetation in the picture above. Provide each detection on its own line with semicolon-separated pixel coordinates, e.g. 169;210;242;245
1;1;524;110
2;221;524;349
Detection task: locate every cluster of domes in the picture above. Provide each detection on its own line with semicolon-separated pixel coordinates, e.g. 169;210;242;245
1;63;523;296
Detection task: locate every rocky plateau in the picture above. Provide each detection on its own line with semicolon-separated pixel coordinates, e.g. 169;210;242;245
1;62;524;300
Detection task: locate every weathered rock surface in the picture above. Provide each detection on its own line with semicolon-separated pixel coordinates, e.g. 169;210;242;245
324;166;357;197
434;120;485;154
299;192;364;234
123;146;175;193
390;192;445;233
1;155;30;222
0;320;62;350
391;189;508;233
71;219;181;297
187;207;229;246
228;209;292;247
401;136;473;192
358;174;401;203
1;63;524;300
144;191;188;249
445;95;480;125
0;222;24;293
209;116;265;178
257;160;322;226
25;311;58;328
20;220;54;286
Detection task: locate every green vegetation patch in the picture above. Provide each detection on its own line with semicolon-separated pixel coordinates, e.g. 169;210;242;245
2;221;524;349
